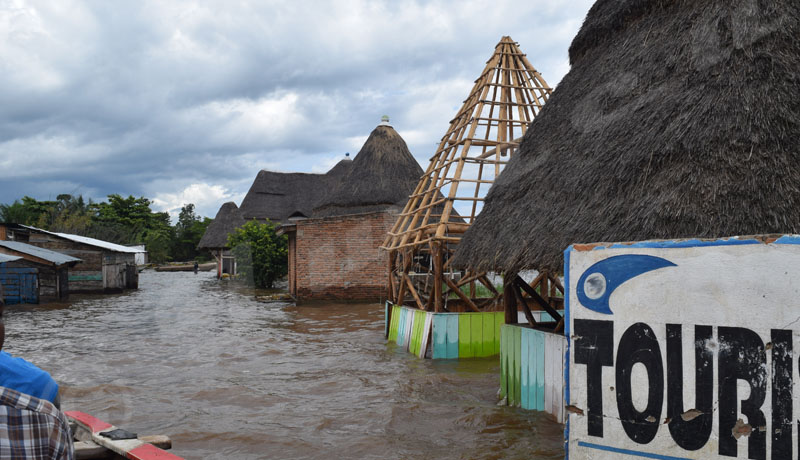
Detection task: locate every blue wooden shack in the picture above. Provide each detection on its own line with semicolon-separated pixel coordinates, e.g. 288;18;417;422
0;241;82;304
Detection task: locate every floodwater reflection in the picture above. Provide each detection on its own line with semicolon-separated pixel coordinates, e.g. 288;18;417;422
2;271;563;459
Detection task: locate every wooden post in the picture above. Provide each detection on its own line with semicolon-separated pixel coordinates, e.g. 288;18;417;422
503;273;518;324
387;250;396;302
433;243;443;312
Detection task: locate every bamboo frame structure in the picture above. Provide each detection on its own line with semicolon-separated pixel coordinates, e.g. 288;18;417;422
381;36;552;312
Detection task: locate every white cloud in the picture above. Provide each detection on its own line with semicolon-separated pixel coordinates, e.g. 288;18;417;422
0;0;596;213
151;183;242;222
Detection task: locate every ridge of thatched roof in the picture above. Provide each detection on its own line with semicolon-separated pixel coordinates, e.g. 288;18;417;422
454;0;800;273
313;125;423;217
197;202;246;249
238;171;330;222
326;157;353;178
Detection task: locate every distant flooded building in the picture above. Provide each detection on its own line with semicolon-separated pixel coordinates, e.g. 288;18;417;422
197;202;246;278
198;153;353;279
0;224;140;293
281;119;424;301
0;241;81;303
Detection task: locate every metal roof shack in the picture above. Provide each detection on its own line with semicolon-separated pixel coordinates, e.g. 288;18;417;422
0;241;82;266
21;226;140;253
0;224;139;294
0;240;82;303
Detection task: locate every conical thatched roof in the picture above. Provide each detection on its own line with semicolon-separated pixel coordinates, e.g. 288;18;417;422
197;202;246;249
454;0;800;273
326;157;353;178
313;124;423;217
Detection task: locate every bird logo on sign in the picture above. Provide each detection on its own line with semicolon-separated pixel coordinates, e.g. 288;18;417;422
576;254;676;314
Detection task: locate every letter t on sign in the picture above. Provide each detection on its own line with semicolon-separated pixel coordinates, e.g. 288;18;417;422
574;319;614;437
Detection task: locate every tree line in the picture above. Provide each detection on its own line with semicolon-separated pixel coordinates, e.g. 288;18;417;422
0;194;211;264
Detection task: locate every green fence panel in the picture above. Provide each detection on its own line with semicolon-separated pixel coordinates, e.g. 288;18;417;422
458;314;472;358
500;325;510;400
494;312;503;355
470;314;482;358
481;314;494;358
512;325;521;406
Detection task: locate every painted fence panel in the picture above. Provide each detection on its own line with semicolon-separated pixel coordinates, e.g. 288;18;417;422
402;309;414;351
499;324;565;420
388;305;503;359
535;331;546;412
419;313;433;358
446;314;459;358
566;237;800;460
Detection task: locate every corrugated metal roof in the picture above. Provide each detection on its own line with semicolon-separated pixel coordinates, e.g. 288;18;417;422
0;241;82;265
0;254;22;263
20;225;140;253
52;232;140;253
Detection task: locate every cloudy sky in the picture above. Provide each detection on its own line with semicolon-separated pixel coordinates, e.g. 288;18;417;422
0;0;594;221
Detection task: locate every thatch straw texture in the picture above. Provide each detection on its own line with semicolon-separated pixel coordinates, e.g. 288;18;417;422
239;170;340;222
313;125;423;217
197;202;246;249
454;0;800;273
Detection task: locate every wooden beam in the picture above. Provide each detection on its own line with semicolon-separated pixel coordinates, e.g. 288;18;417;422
387;250;396;302
478;275;500;296
514;275;562;323
433;243;443;312
403;273;425;310
443;275;480;312
513;285;538;327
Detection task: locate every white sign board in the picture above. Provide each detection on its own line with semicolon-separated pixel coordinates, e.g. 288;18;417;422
565;237;800;459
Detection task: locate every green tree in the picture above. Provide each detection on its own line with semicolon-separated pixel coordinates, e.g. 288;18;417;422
0;196;58;226
227;220;287;288
172;204;212;261
88;194;173;245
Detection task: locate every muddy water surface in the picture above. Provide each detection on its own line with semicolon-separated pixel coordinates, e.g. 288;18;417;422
3;271;563;459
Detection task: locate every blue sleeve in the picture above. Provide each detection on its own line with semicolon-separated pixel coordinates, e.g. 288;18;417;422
0;351;59;403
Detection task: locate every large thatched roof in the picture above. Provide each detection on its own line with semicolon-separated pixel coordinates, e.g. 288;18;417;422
313;125;423;217
197;202;246;249
454;0;800;273
239;172;330;222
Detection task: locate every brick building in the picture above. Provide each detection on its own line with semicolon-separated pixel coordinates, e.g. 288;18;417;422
198;154;353;276
282;119;424;302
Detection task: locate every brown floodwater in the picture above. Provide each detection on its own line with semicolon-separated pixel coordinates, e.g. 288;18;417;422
2;271;564;459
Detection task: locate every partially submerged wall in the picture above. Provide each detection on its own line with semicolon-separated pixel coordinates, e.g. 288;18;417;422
294;212;395;301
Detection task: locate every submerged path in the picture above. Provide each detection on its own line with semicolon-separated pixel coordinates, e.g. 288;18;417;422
3;271;563;459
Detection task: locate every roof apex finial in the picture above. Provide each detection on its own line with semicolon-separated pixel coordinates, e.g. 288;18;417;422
379;115;392;127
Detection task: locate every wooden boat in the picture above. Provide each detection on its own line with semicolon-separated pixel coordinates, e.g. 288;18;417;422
154;262;215;272
66;411;183;460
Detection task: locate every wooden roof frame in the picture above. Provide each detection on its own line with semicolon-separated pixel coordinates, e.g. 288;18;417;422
382;36;552;312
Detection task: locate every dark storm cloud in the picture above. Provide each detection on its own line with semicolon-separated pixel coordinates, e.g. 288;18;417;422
0;0;594;219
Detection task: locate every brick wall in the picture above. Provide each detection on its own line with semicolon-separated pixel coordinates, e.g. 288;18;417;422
294;211;394;302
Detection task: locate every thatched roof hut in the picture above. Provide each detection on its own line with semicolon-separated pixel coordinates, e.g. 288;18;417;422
239;173;333;222
454;0;800;273
313;124;423;217
198;202;246;250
